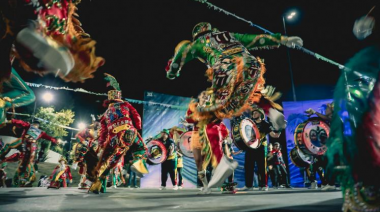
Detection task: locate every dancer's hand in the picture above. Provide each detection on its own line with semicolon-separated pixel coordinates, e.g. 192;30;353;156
2;97;11;102
282;36;303;48
57;139;62;144
167;71;177;80
0;97;12;109
260;85;276;97
165;59;177;80
305;108;316;115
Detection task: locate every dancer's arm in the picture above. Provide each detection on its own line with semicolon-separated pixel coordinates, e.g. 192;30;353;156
75;130;86;142
166;40;196;80
10;119;30;129
126;102;141;130
75;129;93;143
97;116;108;147
40;132;58;144
232;33;282;49
232;33;303;49
1;69;35;107
185;107;196;123
305;108;332;121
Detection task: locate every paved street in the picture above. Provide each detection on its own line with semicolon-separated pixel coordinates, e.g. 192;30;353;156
0;187;343;212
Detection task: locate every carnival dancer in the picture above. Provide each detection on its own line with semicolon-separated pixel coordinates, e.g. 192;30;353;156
71;116;100;189
1;0;105;131
158;129;178;190
326;8;380;211
0;119;58;186
239;108;282;191
166;22;299;193
0;0;104;126
0;0;105;86
165;22;302;118
185;91;233;194
87;73;148;194
48;157;72;189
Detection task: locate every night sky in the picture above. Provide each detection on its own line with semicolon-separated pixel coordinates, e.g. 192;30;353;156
16;0;379;127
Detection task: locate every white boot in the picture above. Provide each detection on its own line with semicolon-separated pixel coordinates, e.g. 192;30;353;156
208;156;238;188
197;170;211;195
16;28;74;76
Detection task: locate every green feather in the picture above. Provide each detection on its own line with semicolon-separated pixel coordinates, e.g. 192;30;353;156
104;73;121;91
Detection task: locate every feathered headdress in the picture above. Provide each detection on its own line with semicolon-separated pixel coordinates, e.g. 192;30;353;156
104;73;121;101
58;156;67;164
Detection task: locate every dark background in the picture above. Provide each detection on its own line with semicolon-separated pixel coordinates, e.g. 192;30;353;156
15;0;379;128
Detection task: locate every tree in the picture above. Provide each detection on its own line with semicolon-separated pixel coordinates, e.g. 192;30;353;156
35;107;75;157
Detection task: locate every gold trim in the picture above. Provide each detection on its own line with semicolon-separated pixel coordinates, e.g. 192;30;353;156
112;124;130;134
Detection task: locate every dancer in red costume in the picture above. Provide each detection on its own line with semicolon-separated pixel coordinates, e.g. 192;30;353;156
0;0;104;84
185;91;235;194
72;115;100;189
87;74;148;194
48;157;72;189
0;119;58;186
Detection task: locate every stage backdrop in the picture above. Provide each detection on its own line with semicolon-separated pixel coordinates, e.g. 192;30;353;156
282;99;332;187
141;91;196;188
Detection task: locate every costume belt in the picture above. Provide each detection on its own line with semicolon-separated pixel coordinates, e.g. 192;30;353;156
112;124;131;134
108;118;133;134
23;137;37;143
221;47;243;57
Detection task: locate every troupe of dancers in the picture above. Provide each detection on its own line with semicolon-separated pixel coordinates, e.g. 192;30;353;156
0;1;379;211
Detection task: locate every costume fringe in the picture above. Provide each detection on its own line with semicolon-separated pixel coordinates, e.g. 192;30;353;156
14;1;105;83
189;56;279;121
200;125;218;170
60;2;105;82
